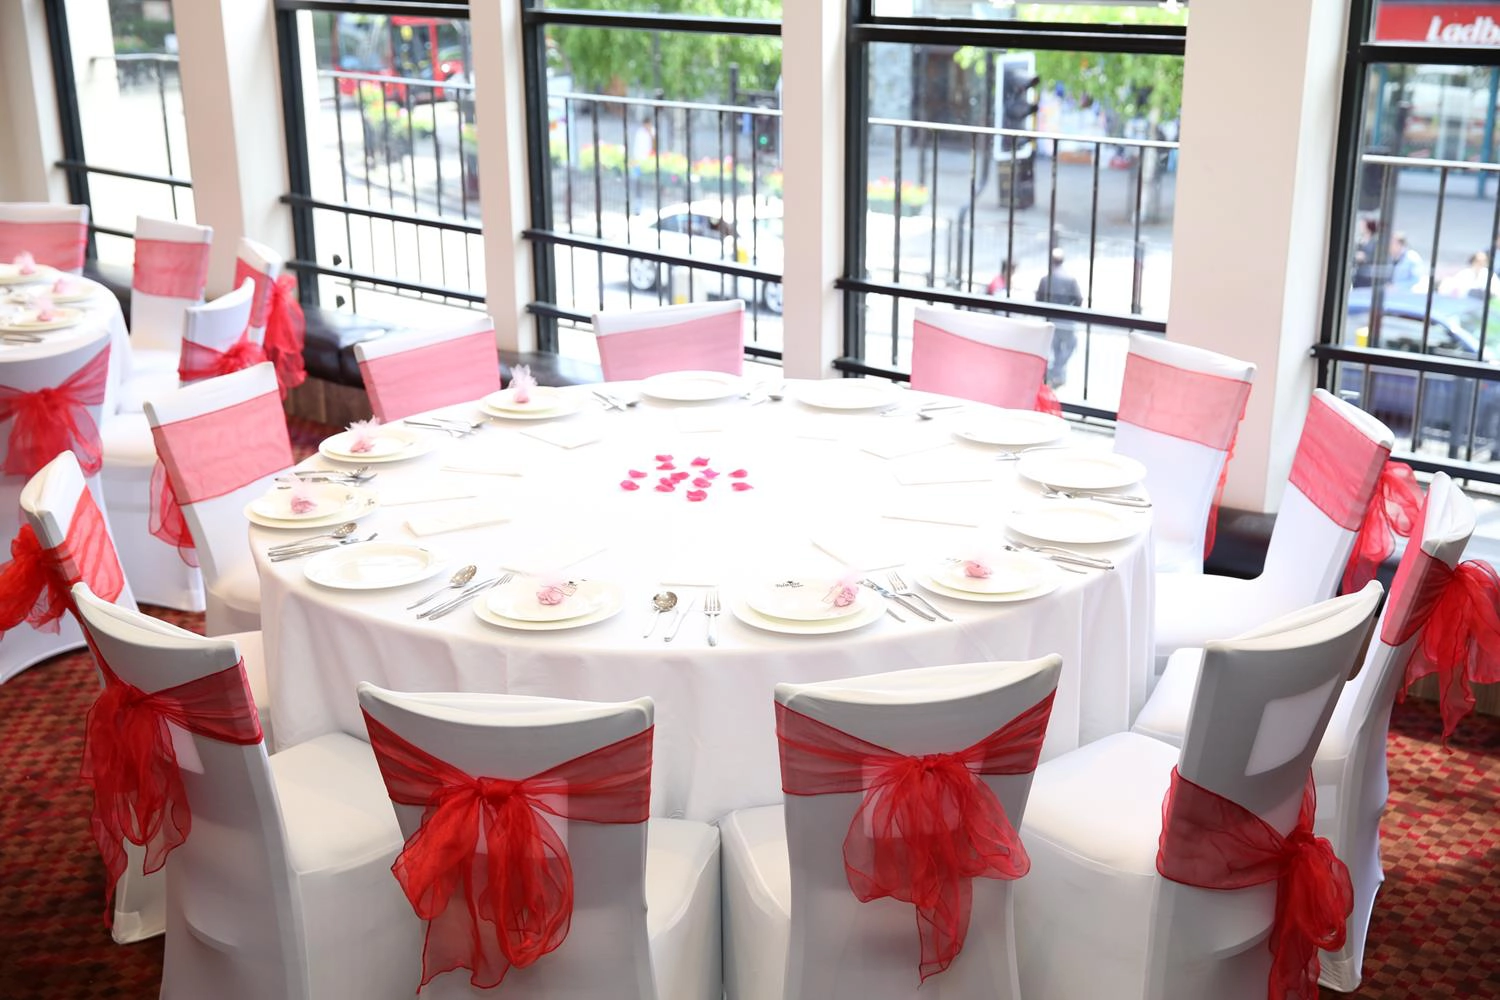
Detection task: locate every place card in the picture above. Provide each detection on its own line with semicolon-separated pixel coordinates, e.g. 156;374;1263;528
501;534;608;575
811;526;906;571
380;486;478;506
405;503;512;537
521;423;603;449
859;431;951;461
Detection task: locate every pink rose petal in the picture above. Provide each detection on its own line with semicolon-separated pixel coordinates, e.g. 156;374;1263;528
657;462;675;471
731;482;753;492
692;477;711;488
703;469;720;480
628;469;647;479
620;480;640;491
655;484;676;493
671;471;690;482
658;477;676;487
729;469;748;478
691;457;710;467
655;454;673;462
686;490;708;502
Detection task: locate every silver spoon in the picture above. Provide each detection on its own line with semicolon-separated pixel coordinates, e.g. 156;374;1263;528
266;522;358;552
642;591;678;638
406;564;478;610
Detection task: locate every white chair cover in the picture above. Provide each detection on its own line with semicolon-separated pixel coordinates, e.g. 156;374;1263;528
1015;584;1381;1000
0;201;89;273
908;305;1055;410
354;316;501;423
720;656;1061;1000
114;216;215;413
593;299;745;382
357;685;722;999
235;237;284;345
177;279;259;380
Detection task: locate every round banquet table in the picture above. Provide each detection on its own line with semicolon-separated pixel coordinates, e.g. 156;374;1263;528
257;378;1155;822
0;275;130;413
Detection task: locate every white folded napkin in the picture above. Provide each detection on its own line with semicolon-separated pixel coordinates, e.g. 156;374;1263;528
893;460;996;486
441;458;526;476
501;536;608;575
811;527;906;571
860;431;952;461
380;487;479;506
521;423;603;449
406;503;512;537
882;502;988;528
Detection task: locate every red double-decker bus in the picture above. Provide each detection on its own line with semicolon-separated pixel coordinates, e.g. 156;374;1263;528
1374;1;1500;43
333;15;468;101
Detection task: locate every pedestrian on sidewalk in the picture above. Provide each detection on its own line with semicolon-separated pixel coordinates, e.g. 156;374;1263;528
1387;232;1427;293
1036;247;1082;387
986;257;1015;296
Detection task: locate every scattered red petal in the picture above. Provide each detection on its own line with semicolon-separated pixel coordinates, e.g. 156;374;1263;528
657;462;675;471
671;471;690;481
731;482;753;491
655;484;676;493
655;454;673;461
729;469;748;478
692;477;711;488
620;480;640;491
627;469;647;479
691;457;710;466
703;469;720;479
658;477;676;487
686;490;708;502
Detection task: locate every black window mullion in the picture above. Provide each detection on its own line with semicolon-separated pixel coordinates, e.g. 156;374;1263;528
42;0;95;257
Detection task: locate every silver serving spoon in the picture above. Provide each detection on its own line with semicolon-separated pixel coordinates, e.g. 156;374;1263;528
266;521;358;552
642;591;678;638
406;564;478;610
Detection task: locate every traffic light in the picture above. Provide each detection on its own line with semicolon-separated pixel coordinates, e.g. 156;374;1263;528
1001;66;1041;150
750;97;778;156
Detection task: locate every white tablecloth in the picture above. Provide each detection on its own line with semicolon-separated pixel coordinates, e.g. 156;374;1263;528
0;277;129;413
258;381;1154;822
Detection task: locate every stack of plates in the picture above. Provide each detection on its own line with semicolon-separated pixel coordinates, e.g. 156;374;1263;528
914;553;1063;603
245;484;379;529
729;577;884;635
638;370;744;403
1;306;82;332
954;409;1067;448
480;387;579;420
474;577;623;631
304;544;443;590
0;263;58;285
319;426;431;463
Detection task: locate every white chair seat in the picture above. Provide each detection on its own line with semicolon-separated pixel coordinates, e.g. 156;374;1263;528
719;804;791;1000
208;558;261;636
116;361;180;415
1130;647;1203;747
644;818;724;1000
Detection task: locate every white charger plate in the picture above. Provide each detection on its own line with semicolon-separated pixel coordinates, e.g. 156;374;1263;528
913;567;1062;604
0;264;59;285
1016;448;1146;491
745;578;866;622
486;578;616;623
638;370;744;403
319;426;431;463
480;386;575;418
954;409;1068;448
927;552;1054;595
249;482;359;521
1;306;83;332
304;543;443;590
1008;501;1142;545
474;583;624;631
245;486;379;530
794;379;900;411
728;593;885;635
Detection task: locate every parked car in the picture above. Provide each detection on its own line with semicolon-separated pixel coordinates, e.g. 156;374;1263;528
1341;288;1500;456
626;199;784;313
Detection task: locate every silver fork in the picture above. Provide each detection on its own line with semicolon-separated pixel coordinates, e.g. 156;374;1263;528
703;589;721;646
422;571;515;620
886;570;952;622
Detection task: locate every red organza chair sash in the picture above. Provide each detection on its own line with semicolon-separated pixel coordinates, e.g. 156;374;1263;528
911;320;1051;413
1156;769;1352;1000
0;220;88;271
1287;395;1390;531
360;330;500;422
232;260;306;395
177;333;268;384
81;648;262;925
0;489;123;635
776;691;1055;982
1342;460;1424;593
0;343;111;478
362;712;654;990
148;390;293;567
132;238;210;300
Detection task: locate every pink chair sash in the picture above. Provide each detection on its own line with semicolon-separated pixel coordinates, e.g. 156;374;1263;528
232;260;307;396
596;310;744;382
1287;395;1390;530
0;343;111;478
1118;351;1254;554
363;711;654;991
910;320;1054;413
132;239;211;300
0;490;125;637
0;220;88;272
148;390;292;566
360;330;501;422
777;692;1054;982
1341;460;1424;594
178;333;268;384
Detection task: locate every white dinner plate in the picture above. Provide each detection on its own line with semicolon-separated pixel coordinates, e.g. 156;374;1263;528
638;370;744;403
745;577;867;622
245;486;379;529
926;552;1054;595
304;543;443;590
727;592;885;635
1016;448;1146;491
793;379;900;411
474;582;624;631
481;386;573;415
249;482;360;521
1008;501;1143;545
954;410;1068;448
7;287;95;305
913;567;1062;604
318;426;431;463
1;306;82;332
485;578;617;623
0;264;58;286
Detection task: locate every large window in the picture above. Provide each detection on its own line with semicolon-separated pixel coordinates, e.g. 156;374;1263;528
520;1;783;362
841;2;1186;416
276;0;480;328
44;0;194;265
1320;0;1500;484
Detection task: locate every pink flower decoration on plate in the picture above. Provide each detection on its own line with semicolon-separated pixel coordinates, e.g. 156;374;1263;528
729;469;748;478
288;482;318;515
963;560;992;579
536;584;567;606
13;252;35;275
628;469;647;478
31;294;57;323
52;277;78;296
345;417;381;454
509;364;536;404
731;482;753;492
824;577;859;608
691;457;710;467
686;490;708;502
620;480;640;491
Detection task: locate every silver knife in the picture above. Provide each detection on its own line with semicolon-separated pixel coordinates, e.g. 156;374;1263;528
860;580;935;621
663;597;696;642
421;578;501;620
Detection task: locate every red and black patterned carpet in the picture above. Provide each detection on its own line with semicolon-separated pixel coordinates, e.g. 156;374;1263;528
1;625;1495;998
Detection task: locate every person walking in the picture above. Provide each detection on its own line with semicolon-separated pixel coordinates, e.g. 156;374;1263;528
1036;247;1082;387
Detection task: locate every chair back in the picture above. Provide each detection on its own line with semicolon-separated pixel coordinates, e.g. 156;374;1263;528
131;216;213;354
1260;390;1393;610
354;316;500;422
20;449;138;614
593;299;745;382
0;202;89;272
0;335;112;483
357;684;659;999
71;583;303;999
178;280;259;383
909;305;1055;410
233;238;284;344
144;363;292;584
1113;333;1255;571
774;657;1061;1000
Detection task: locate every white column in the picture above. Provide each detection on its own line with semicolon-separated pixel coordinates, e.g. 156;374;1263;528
0;0;68;202
779;0;845;378
1166;0;1351;511
173;0;293;294
467;0;533;352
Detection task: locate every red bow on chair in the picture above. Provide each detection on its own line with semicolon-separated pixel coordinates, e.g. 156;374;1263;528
81;651;262;925
1035;383;1063;416
262;275;306;395
1391;554;1500;743
0;493;123;635
1156;770;1352;1000
1343;460;1424;593
363;712;654;991
776;692;1054;982
0;344;110;477
177;333;268;384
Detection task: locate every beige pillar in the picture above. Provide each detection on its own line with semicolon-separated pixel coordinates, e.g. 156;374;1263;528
0;0;68;202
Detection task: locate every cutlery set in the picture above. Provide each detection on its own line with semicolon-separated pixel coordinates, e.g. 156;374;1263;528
881;400;965;420
1040;484;1152;509
594;390;640;411
267;532;380;562
403;415;487;436
415;571;515;620
1004;541;1115;571
643;589;720;644
860;576;949;622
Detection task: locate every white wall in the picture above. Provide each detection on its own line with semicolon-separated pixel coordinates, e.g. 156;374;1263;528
0;0;67;203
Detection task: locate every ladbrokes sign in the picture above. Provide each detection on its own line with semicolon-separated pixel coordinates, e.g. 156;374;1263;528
1376;3;1500;44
